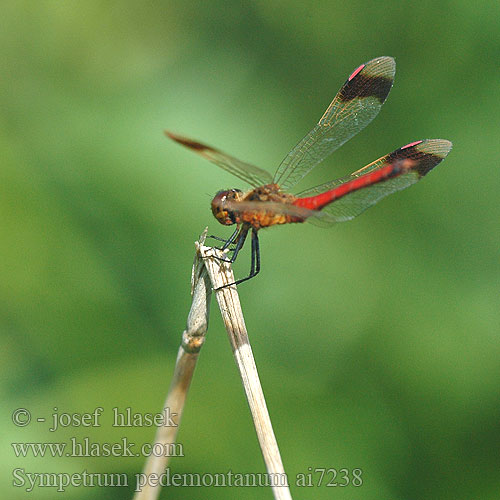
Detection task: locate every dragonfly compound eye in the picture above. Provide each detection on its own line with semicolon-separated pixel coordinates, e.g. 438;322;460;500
211;189;241;225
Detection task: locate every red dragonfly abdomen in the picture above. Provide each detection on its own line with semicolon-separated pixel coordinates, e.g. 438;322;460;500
292;164;397;211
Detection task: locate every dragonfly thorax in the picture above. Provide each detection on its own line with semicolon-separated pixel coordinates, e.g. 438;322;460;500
211;189;243;225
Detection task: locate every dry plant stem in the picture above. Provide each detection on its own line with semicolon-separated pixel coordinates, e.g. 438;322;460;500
133;238;211;500
200;244;292;500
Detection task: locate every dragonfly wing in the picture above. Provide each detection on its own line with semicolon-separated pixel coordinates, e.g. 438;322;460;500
274;56;396;191
296;139;453;225
166;131;273;188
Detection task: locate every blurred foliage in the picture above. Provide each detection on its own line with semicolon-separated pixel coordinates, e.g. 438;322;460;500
1;1;500;499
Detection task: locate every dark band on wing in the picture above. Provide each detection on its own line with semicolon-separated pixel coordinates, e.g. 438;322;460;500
165;131;215;152
339;74;394;103
385;141;450;177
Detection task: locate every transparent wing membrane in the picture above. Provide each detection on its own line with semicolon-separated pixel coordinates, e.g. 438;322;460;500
165;131;273;187
273;56;396;191
297;139;453;225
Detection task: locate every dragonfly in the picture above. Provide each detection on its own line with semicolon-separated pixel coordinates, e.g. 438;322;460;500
166;56;452;287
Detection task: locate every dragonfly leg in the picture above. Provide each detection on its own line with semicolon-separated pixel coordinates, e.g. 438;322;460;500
207;235;229;243
253;228;260;277
233;228;260;285
211;227;248;264
215;229;260;289
207;226;239;246
222;226;240;250
227;227;248;263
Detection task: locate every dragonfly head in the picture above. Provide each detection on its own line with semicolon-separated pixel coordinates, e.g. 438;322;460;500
211;189;242;225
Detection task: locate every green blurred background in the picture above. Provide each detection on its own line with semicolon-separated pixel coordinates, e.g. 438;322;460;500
2;1;499;499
